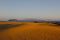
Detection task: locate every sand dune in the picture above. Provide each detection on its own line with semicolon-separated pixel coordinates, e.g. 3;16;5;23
0;22;60;40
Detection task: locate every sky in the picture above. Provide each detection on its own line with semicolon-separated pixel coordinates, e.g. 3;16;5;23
0;0;60;21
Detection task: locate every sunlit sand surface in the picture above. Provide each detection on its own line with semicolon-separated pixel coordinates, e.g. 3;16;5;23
0;22;60;40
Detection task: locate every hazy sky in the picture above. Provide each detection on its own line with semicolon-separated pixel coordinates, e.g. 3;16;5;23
0;0;60;20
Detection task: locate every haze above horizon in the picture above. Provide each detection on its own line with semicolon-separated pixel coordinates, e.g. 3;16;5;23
0;0;60;21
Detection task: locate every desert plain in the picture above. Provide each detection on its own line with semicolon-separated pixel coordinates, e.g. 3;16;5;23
0;22;60;40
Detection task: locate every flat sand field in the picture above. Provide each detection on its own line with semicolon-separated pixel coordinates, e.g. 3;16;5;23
0;22;60;40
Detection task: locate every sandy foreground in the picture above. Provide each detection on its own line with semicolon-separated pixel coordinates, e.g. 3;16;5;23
0;22;60;40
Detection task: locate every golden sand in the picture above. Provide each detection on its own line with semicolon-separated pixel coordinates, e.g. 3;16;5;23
0;22;60;40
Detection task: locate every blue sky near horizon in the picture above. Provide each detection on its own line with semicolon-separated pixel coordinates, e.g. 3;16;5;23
0;0;60;20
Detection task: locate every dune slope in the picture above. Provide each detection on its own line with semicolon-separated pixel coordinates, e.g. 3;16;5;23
0;22;60;40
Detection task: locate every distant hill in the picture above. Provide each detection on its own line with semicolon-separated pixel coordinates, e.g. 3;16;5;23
8;18;45;22
8;18;60;22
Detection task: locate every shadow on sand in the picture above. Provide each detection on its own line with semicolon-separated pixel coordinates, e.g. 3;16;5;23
0;24;23;30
